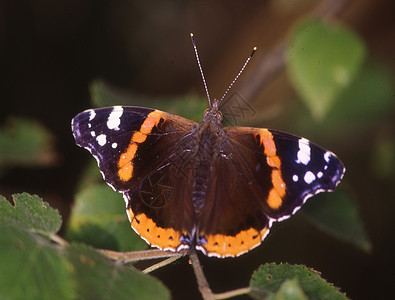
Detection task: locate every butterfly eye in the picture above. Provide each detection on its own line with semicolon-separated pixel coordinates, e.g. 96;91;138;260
217;111;223;121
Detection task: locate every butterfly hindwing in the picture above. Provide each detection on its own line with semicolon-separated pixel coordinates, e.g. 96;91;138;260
124;144;198;252
195;146;271;257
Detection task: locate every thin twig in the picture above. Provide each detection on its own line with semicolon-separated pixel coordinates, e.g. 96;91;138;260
49;233;69;247
213;287;251;299
143;256;182;274
189;249;214;300
98;248;187;263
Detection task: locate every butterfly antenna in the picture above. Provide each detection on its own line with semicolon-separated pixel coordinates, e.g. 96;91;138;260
190;33;212;107
218;46;257;106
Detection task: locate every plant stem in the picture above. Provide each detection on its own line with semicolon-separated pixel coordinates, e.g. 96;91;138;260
143;256;182;274
189;249;214;300
99;248;187;263
214;287;251;299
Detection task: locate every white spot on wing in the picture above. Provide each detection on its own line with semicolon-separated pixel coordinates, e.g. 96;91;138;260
96;134;107;146
317;171;323;178
296;138;311;165
112;142;118;149
304;171;316;184
107;106;123;130
90;131;96;137
292;174;298;182
89;110;96;121
177;244;191;252
324;151;332;163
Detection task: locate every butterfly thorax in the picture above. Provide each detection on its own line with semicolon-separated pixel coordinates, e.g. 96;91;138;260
192;102;224;214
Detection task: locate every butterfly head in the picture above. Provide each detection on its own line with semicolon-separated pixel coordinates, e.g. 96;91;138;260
203;98;223;125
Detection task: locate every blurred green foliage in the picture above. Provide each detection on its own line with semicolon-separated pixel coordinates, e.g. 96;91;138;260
0;118;57;170
287;20;366;121
90;80;207;122
303;191;371;252
66;183;147;252
0;193;170;300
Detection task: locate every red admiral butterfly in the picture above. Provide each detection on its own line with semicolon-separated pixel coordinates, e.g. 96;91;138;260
72;34;345;257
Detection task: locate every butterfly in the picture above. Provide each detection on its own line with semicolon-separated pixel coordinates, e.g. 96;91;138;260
72;33;345;257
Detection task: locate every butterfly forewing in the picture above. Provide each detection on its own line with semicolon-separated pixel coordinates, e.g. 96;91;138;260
269;130;345;218
224;127;345;219
72;106;197;191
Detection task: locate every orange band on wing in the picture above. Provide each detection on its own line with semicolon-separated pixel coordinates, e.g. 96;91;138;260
119;143;138;168
118;162;134;182
258;129;286;210
131;131;147;143
259;129;276;156
140;112;162;134
117;111;163;182
127;207;183;251
200;227;269;257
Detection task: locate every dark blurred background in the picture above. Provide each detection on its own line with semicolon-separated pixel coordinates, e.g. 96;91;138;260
1;0;394;299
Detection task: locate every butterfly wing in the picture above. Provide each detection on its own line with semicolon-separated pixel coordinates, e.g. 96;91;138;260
72;106;199;251
264;129;345;218
72;107;345;256
196;127;345;257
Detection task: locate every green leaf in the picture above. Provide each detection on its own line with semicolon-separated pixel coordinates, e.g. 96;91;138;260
287;19;366;120
0;117;57;169
327;62;394;126
250;263;348;300
66;184;147;252
0;193;62;235
66;243;170;300
0;193;169;300
0;223;75;300
291;61;394;141
90;79;207;122
303;191;371;252
273;279;308;300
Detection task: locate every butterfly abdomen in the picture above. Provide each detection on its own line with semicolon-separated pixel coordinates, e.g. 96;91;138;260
192;160;211;213
191;122;223;214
